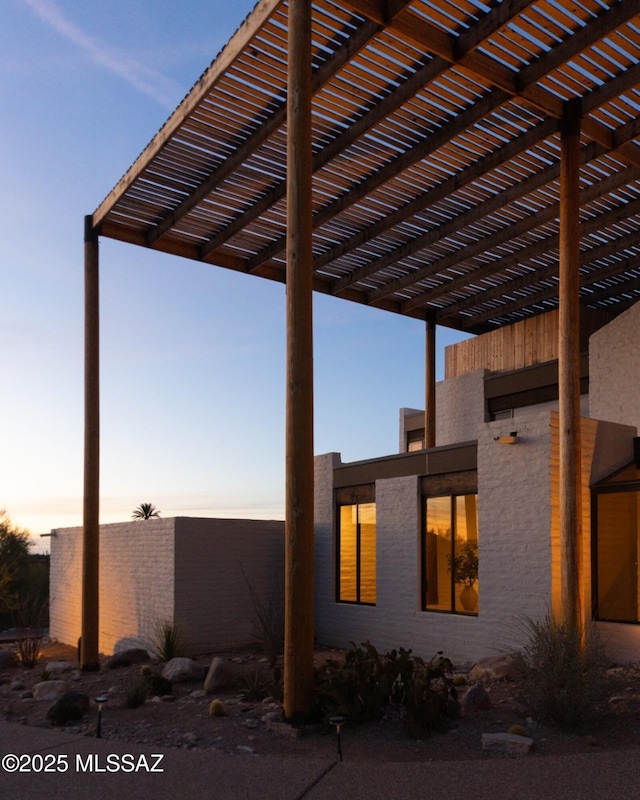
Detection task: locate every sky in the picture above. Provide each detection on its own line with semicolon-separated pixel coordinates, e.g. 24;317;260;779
1;0;471;550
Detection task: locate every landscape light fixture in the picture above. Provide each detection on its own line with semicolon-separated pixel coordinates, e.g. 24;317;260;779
329;715;346;762
95;695;108;738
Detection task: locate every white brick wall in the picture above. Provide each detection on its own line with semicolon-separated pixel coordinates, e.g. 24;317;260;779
436;370;486;446
477;412;553;653
174;518;284;653
590;300;640;430
50;518;284;656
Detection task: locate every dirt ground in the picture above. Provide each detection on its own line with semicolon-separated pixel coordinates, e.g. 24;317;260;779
2;640;640;762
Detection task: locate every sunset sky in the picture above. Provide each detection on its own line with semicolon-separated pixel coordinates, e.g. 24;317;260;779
1;0;470;548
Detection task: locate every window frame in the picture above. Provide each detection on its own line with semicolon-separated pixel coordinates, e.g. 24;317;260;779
336;499;376;606
591;464;640;624
421;492;479;616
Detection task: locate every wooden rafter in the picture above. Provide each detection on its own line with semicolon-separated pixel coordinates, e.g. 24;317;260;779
92;0;640;335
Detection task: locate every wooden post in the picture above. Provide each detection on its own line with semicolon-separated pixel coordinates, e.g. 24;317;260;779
425;312;436;449
284;0;314;722
82;215;100;670
558;102;583;630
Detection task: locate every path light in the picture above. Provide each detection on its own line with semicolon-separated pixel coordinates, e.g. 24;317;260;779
329;715;346;762
95;695;108;738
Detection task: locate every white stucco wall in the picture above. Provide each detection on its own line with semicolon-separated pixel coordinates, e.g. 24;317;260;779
590;300;640;430
50;517;284;656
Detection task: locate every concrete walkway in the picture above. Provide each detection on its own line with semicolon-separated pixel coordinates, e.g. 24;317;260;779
1;719;638;800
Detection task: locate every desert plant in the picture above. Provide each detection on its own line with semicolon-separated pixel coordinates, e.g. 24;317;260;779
240;668;270;702
242;571;284;669
313;641;458;737
511;611;608;727
402;652;459;738
131;503;160;521
148;619;183;662
13;592;48;668
208;699;227;717
123;679;147;709
313;640;394;723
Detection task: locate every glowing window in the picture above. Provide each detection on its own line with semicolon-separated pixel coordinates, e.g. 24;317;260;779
337;503;376;605
423;494;478;614
593;462;640;623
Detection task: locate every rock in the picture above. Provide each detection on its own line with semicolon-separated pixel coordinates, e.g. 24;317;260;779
20;691;33;700
162;657;204;683
0;651;18;669
105;648;150;669
204;657;245;693
481;732;533;755
461;681;492;713
33;680;70;702
10;680;25;691
45;661;74;674
46;691;91;726
469;655;514;683
190;689;207;700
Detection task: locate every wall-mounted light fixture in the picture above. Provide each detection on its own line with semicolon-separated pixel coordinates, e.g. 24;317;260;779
494;431;518;444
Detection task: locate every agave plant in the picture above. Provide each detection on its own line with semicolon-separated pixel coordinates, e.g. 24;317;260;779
131;503;161;521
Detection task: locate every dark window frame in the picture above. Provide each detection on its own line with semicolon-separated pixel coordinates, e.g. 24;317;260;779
592;467;640;624
421;493;479;616
335;494;376;606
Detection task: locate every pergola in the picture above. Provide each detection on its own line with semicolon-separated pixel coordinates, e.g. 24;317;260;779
83;0;640;720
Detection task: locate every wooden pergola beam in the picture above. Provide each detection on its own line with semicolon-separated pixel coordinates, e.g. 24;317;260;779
399;166;640;317
558;101;583;629
425;312;436;449
81;216;100;671
283;0;314;723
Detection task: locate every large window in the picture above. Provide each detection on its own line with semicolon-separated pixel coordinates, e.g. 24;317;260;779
423;494;478;614
337;502;376;605
593;462;640;623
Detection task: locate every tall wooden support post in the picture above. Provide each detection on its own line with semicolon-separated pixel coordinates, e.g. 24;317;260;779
425;312;437;449
82;216;100;670
558;102;583;630
284;0;314;722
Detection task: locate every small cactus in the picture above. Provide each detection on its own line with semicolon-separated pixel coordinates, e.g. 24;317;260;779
139;665;152;677
508;724;527;737
452;674;467;686
208;699;227;717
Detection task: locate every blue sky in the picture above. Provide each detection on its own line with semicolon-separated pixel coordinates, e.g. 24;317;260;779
1;0;471;547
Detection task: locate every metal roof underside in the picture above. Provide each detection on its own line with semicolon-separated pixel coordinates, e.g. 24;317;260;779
93;0;640;336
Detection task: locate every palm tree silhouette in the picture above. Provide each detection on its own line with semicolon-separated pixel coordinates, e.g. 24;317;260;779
131;503;161;520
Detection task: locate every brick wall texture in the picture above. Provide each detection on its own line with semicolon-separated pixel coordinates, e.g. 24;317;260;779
50;518;284;656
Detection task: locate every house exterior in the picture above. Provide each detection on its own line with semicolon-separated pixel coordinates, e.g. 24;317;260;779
314;302;640;665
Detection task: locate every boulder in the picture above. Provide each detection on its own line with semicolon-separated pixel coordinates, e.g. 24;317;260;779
481;732;533;755
33;680;70;702
204;657;244;694
105;648;150;669
162;657;204;683
46;691;91;726
461;681;492;713
45;661;74;674
469;654;514;683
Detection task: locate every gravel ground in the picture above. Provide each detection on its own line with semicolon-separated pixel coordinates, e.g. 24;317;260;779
2;641;640;763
